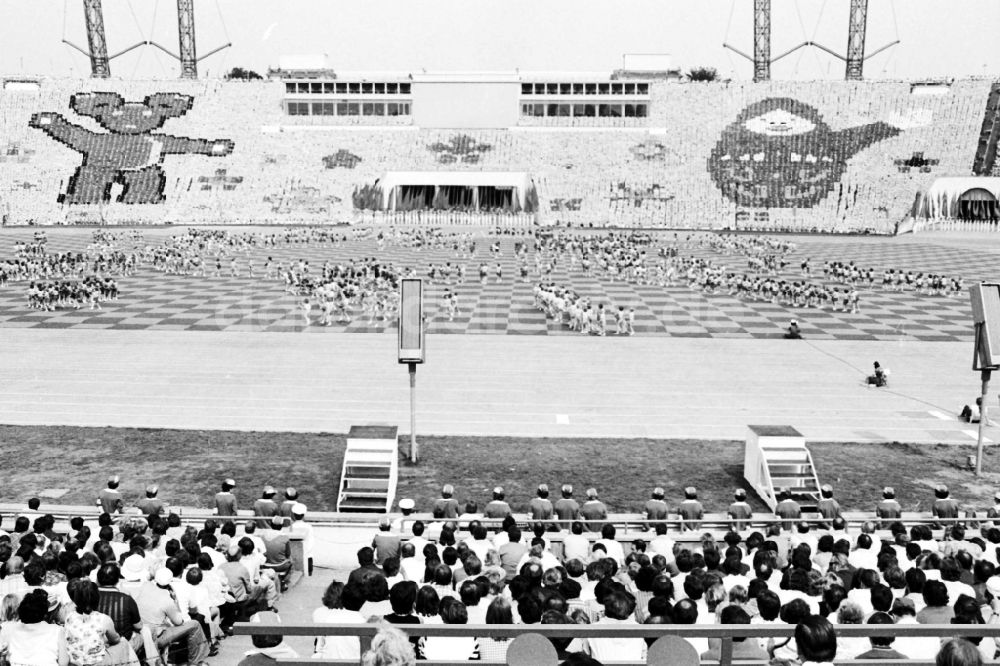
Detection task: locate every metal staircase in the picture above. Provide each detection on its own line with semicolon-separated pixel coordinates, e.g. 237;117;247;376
337;425;398;513
744;425;821;512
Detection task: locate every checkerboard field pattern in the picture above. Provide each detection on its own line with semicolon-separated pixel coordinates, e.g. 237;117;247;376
0;227;995;341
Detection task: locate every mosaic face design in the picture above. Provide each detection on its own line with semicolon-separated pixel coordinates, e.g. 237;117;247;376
708;97;900;208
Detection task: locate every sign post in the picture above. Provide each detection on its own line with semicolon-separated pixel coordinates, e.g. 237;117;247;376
969;284;1000;476
398;278;425;464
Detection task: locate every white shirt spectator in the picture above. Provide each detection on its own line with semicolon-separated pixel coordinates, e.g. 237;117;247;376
596;538;625;566
562;533;591;563
588;617;644;663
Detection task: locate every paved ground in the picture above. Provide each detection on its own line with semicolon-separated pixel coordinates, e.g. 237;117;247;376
0;227;996;444
0;227;996;340
0;328;995;444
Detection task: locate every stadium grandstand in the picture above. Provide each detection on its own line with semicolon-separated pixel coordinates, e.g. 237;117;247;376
2;75;999;232
4;0;1000;665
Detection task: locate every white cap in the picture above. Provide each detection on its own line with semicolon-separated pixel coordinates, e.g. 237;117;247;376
154;568;174;586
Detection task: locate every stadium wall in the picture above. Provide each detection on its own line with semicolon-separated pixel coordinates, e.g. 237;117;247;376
0;77;994;232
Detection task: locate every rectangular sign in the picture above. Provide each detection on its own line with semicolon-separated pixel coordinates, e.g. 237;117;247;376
398;278;424;363
970;283;1000;369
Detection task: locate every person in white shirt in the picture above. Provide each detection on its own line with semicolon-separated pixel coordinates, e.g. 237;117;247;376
288;503;315;576
200;534;227;569
752;589;782;651
589;590;644;663
459;580;488;625
595;524;626;566
515;541;560;574
407;521;430;558
940;556;976;602
464;524;492;563
646;523;675;564
313;581;366;659
398;543;424;583
671;598;709;655
834;601;871;659
848;534;879;571
562;522;591;564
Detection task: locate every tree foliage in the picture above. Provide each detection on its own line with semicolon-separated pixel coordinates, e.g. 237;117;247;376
686;67;719;82
225;67;263;81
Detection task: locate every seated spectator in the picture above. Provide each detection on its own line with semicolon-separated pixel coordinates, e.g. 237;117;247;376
348;547;383;588
784;320;802;339
854;611;908;659
836;600;873;658
260;516;292;588
795;615;838;665
415;586;441;624
951;595;993;663
589;589;642;663
478;596;514;663
960;398;982;423
0;589;67;664
918;580;955;624
373;519;402;566
133;568;210;665
420;597;477;660
703;605;767;661
384;580;420;630
937;638;984;666
237;611;301;665
361;621;415;666
867;361;889;387
64;577;137;666
360;572;393;619
892;598;940;660
312;581;366;659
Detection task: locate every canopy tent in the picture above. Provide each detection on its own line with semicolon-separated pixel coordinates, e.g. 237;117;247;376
910;177;1000;221
378;171;535;212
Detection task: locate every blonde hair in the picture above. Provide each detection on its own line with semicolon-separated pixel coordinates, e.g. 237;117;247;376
0;594;19;622
362;622;415;666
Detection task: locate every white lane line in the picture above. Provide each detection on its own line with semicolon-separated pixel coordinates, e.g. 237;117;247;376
964;429;993;443
928;410;952;420
556;414;570;424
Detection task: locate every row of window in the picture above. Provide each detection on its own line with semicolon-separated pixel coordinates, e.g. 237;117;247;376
521;82;650;96
521;103;649;118
285;81;412;95
286;101;412;116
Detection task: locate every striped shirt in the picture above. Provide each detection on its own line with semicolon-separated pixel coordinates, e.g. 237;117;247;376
96;587;141;639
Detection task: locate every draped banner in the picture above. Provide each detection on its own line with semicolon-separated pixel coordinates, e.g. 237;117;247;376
910;177;1000;221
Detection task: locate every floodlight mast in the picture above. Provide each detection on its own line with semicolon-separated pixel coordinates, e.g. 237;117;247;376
723;0;898;81
753;0;771;82
63;0;146;78
177;0;198;79
147;0;232;79
845;0;868;80
83;0;110;78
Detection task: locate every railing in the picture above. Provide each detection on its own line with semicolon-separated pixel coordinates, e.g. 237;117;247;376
234;622;1000;666
0;504;985;534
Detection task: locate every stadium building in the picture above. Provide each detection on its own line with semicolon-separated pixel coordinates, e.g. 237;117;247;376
3;60;998;230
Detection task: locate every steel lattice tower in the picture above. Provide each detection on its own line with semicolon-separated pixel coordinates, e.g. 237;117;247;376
753;0;771;82
82;0;111;78
845;0;868;80
177;0;198;79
